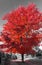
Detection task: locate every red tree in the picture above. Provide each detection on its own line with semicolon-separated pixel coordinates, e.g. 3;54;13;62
1;3;42;61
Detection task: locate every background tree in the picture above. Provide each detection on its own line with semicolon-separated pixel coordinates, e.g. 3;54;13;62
0;3;42;62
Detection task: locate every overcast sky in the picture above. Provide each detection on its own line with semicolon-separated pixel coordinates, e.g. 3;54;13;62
0;0;42;32
0;0;42;18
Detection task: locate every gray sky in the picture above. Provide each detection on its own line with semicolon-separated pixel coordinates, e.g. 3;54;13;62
0;0;42;18
0;0;42;32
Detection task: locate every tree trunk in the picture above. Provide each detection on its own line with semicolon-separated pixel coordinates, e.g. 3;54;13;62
0;57;1;64
21;54;24;62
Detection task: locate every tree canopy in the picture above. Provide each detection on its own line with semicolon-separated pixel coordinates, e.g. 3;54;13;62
0;3;42;54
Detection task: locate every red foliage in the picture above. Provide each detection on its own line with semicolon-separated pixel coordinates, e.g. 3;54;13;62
1;3;42;54
0;36;2;41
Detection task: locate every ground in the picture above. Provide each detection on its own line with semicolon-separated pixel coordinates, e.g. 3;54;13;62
0;58;42;65
10;59;42;65
0;54;42;65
